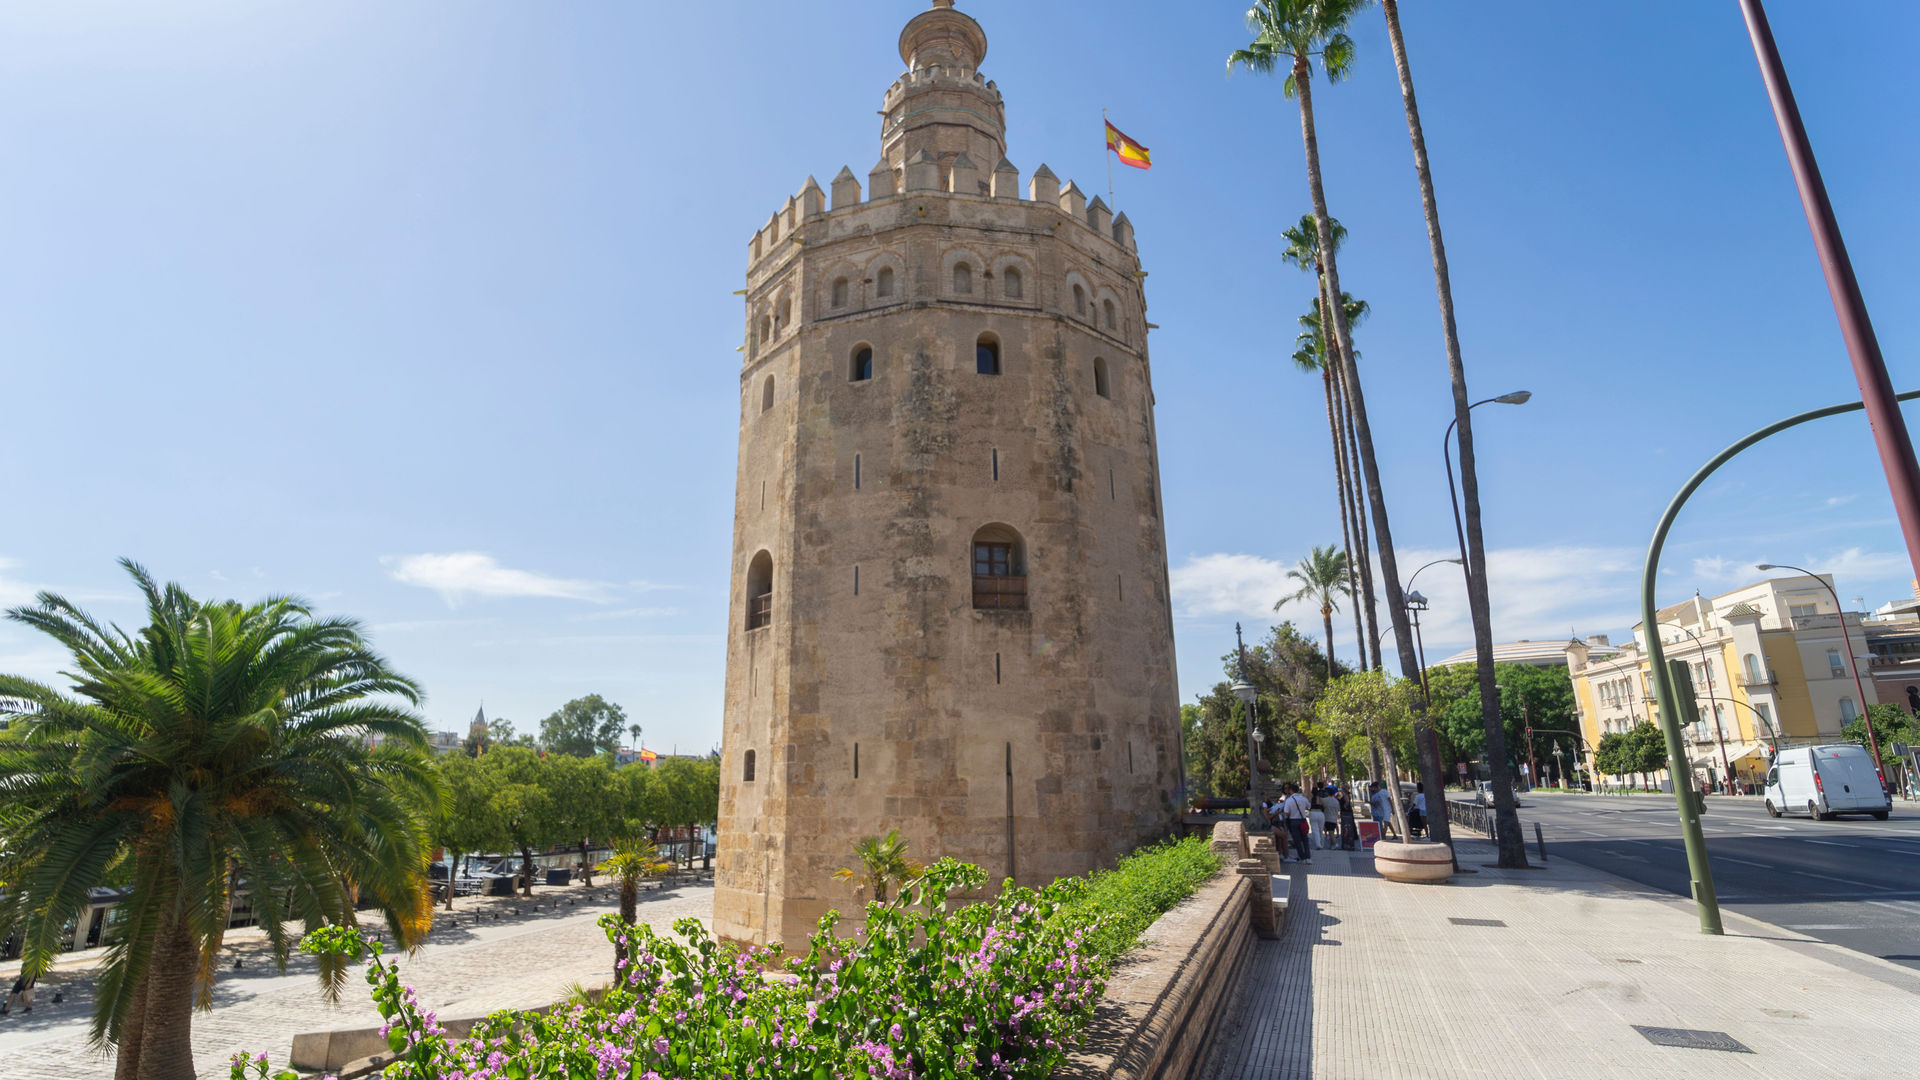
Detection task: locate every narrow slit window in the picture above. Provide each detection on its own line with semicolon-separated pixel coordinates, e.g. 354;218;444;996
762;374;774;413
744;749;756;782
855;453;862;489
1104;298;1117;330
1094;356;1110;398
976;335;1001;375
854;743;860;779
1109;468;1115;499
995;652;1001;684
1073;284;1086;315
854;565;859;595
1128;742;1134;774
991;447;999;482
1117;574;1123;601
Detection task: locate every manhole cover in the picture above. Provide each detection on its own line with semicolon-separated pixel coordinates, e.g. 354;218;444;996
1447;917;1506;927
1631;1026;1752;1053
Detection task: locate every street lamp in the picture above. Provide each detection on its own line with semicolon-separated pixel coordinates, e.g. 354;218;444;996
1232;678;1261;829
1755;562;1885;783
1400;558;1461;709
1445;392;1532;592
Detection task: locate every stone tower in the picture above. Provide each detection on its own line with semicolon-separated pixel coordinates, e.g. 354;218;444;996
714;0;1181;947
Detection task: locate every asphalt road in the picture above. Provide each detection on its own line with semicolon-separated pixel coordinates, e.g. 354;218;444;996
1489;790;1920;971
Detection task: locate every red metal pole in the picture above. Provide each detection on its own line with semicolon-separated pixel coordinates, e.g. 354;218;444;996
1738;0;1920;578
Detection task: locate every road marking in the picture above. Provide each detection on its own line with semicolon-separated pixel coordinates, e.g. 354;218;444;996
1868;900;1920;915
1785;924;1864;931
1791;871;1887;889
1803;839;1859;848
1718;857;1772;868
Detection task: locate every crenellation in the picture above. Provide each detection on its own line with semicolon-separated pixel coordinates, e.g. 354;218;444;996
1112;211;1136;253
1028;163;1059;205
948;151;981;196
830;166;861;210
799;176;826;218
868;158;897;199
991;157;1020;200
1058;180;1087;221
904;149;941;192
1086;195;1111;237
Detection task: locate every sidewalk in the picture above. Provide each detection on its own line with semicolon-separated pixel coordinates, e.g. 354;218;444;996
1203;833;1920;1080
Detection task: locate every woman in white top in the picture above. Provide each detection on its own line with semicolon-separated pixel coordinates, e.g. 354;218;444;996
1307;788;1326;849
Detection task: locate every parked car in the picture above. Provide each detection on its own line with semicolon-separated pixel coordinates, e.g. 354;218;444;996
1764;745;1890;820
1474;780;1524;809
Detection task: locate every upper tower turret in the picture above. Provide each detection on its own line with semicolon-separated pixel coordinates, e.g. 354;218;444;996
881;1;1005;193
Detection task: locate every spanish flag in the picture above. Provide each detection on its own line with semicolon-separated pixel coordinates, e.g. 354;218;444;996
1106;121;1152;170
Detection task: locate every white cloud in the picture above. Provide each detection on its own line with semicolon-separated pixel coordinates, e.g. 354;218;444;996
570;606;681;622
1169;553;1296;619
383;553;610;606
1826;494;1859;508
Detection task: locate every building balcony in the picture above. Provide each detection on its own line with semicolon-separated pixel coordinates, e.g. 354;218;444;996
1734;672;1777;689
972;574;1028;611
1791;612;1860;632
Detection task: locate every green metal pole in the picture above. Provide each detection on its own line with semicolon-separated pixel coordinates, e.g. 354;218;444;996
1642;389;1920;935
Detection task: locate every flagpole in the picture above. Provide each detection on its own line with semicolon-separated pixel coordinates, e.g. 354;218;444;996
1103;107;1114;206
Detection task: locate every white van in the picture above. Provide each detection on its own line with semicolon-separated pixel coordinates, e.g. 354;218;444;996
1764;745;1890;820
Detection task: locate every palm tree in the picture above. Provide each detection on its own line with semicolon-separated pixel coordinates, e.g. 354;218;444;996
1282;214;1381;672
596;838;672;969
628;722;642;751
1231;0;1438;829
832;829;921;906
0;561;440;1080
1379;0;1520;867
1275;545;1350;678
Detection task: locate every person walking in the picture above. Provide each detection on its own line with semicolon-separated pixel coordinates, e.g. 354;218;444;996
1369;780;1398;843
2;973;35;1015
1408;782;1427;840
1336;787;1359;850
1307;784;1327;851
1281;782;1313;864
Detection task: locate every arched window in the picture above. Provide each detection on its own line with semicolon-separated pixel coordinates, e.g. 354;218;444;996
1003;267;1022;299
1093;357;1110;398
971;523;1026;610
1072;284;1086;316
953;262;972;294
761;375;775;413
976;334;1001;376
743;749;756;782
1743;653;1761;682
778;297;791;327
832;278;849;308
876;266;895;298
850;345;874;382
745;550;773;630
1103;299;1117;329
759;316;772;344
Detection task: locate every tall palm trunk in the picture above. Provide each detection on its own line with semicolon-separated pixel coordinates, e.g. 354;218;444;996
615;876;638;970
519;844;536;898
444;849;462;910
1322;370;1366;667
1382;0;1511;864
1335;363;1381;671
1320;603;1336;679
1293;59;1429;845
134;912;198;1080
113;965;151;1080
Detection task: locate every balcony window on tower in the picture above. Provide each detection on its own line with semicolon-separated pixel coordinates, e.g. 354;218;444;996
876;266;895;298
954;262;972;294
976;334;1001;375
1073;284;1086;316
851;345;874;382
1104;299;1117;330
971;524;1027;611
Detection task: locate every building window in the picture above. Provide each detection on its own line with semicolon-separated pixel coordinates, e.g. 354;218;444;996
1791;603;1819;618
971;523;1027;610
1743;653;1761;682
851;346;874;382
778;297;791;327
744;749;756;782
1840;697;1857;722
745;550;773;630
976;334;1001;376
876;266;895;298
832;278;849;308
1103;298;1117;329
1828;649;1845;677
954;262;972;294
760;315;772;344
1073;284;1086;316
1003;267;1022;299
762;375;775;413
1094;356;1110;398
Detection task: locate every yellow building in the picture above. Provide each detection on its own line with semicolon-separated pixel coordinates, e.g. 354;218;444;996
1568;574;1874;791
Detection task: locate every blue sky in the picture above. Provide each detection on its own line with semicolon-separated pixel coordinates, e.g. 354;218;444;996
2;1;1916;749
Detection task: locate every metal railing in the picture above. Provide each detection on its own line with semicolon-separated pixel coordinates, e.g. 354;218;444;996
747;592;772;630
973;574;1028;611
1447;800;1495;839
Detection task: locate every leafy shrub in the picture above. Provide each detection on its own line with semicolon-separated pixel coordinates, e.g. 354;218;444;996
233;840;1221;1080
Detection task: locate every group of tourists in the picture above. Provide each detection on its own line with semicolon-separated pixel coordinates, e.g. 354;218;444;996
1262;779;1435;863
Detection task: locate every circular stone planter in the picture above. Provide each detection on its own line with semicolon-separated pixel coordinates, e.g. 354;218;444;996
1373;840;1453;883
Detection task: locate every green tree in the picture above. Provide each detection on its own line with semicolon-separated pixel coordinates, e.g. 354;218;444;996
0;562;439;1080
1275;545;1350;678
832;829;922;905
1843;704;1920;774
548;754;621;886
540;693;628;758
433;753;510;910
479;746;558;897
1231;0;1475;862
651;756;720;870
1629;721;1669;786
1594;731;1631;781
596;838;671;969
1312;670;1417;839
1428;663;1576;777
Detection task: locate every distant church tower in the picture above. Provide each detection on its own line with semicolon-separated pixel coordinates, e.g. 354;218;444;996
714;0;1181;946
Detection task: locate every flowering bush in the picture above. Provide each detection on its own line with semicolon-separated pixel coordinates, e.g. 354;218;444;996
235;838;1219;1080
